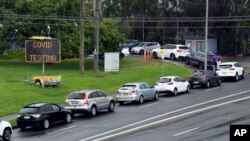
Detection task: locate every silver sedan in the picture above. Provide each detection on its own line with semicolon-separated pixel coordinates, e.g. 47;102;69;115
116;82;159;105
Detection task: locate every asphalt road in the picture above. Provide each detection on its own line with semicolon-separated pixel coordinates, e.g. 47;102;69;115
10;75;250;141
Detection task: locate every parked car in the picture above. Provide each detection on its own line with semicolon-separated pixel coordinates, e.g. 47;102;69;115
17;103;72;130
155;76;190;96
131;42;161;55
152;44;189;60
189;70;221;88
64;90;115;117
0;120;12;141
216;62;244;81
121;47;130;56
116;82;159;105
185;51;216;70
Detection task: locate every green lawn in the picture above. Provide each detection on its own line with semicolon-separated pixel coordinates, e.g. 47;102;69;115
0;58;193;117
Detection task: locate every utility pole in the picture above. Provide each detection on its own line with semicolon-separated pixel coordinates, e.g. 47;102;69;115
80;0;85;74
204;0;209;71
94;0;100;73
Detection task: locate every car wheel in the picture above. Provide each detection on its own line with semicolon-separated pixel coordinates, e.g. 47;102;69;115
119;101;124;105
170;53;176;60
2;128;11;141
235;73;239;81
108;101;115;112
154;92;159;100
198;63;204;70
185;58;190;65
173;88;178;96
186;85;190;93
153;52;158;59
42;119;50;129
206;81;210;88
65;113;72;123
139;50;144;55
138;96;144;104
90;106;97;117
241;71;244;79
19;126;26;131
35;80;42;87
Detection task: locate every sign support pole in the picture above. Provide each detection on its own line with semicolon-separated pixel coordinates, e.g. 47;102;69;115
42;63;45;75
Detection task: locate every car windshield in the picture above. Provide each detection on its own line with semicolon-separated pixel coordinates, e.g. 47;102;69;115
138;43;146;47
179;46;189;50
68;92;85;99
158;78;172;83
219;65;232;69
19;107;39;114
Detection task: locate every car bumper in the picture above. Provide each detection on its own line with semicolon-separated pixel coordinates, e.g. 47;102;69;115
116;95;139;102
17;119;43;127
64;106;91;113
189;80;207;86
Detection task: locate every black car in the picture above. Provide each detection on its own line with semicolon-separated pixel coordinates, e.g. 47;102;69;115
17;103;72;130
189;70;221;88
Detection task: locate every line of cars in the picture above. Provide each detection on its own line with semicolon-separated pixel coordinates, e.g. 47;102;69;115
0;61;245;141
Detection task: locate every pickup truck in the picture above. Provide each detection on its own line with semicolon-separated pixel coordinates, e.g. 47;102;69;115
185;51;216;70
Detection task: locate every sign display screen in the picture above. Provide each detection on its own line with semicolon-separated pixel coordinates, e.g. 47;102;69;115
25;40;61;63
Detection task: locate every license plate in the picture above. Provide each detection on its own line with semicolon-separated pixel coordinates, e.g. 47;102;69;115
122;93;128;96
24;116;30;119
71;101;78;105
223;72;227;74
194;82;199;84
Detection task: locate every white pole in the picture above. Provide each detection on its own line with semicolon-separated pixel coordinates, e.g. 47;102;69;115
42;63;45;75
204;0;209;71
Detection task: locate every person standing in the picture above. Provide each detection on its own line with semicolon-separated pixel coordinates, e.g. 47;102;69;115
213;53;222;70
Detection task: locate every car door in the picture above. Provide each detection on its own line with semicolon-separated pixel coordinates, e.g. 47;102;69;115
97;91;109;109
51;104;65;122
41;104;55;123
235;63;243;76
179;77;187;92
173;77;183;92
144;83;154;99
139;84;148;99
89;91;100;110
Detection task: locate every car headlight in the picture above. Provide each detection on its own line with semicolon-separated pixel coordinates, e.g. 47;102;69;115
17;114;21;118
32;114;41;118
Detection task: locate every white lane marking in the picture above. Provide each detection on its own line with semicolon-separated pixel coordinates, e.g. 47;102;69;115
48;126;76;135
93;96;250;141
79;89;250;141
205;87;220;92
139;102;159;108
174;127;199;137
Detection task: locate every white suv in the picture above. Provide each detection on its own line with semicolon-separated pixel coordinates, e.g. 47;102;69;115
0;120;12;141
131;42;161;55
64;90;115;117
216;62;244;81
152;44;189;60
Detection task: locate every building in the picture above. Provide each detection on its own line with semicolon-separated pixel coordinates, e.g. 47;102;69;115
184;36;218;54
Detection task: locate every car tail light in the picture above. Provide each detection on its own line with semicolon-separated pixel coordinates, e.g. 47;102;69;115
131;89;138;94
83;94;88;105
229;68;235;70
177;50;182;53
187;49;190;52
167;82;173;85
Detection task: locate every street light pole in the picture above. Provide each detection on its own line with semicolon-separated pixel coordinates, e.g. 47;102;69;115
204;0;209;71
80;0;85;74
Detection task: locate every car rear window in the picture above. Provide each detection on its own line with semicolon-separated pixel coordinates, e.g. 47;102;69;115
68;93;85;99
20;107;39;114
179;46;189;50
158;78;172;83
122;85;136;89
219;65;232;69
192;71;205;76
